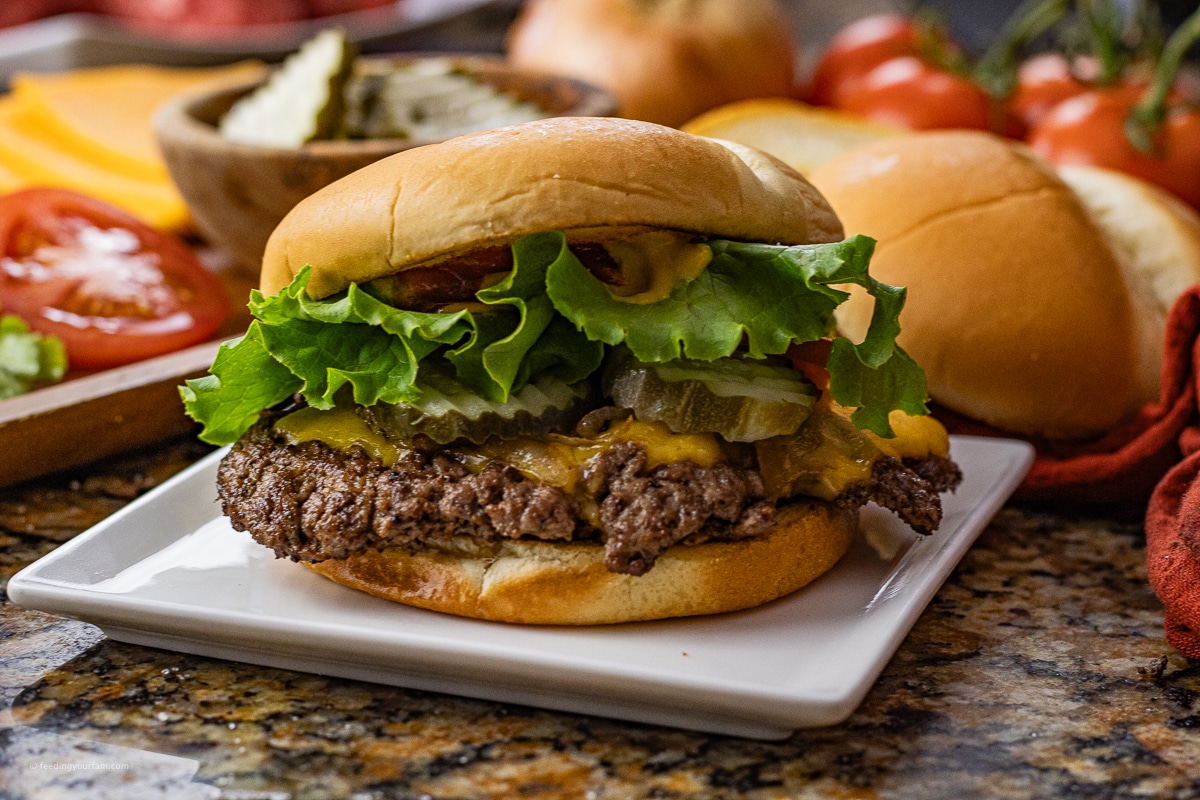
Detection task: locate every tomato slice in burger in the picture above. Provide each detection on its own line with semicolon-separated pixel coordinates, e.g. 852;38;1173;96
0;188;230;370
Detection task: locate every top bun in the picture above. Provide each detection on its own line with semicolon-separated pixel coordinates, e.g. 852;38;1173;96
261;116;843;298
810;130;1142;440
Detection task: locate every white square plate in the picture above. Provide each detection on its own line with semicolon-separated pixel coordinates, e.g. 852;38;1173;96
9;435;1032;739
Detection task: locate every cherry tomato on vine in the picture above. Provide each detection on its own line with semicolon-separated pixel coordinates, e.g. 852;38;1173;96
1009;52;1097;130
1007;53;1160;131
0;188;231;370
838;55;1016;134
808;14;919;107
1028;88;1200;208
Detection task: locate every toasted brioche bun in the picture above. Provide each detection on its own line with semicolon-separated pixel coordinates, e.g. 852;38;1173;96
809;131;1143;440
260;116;843;298
305;500;855;625
505;0;796;128
1056;165;1200;405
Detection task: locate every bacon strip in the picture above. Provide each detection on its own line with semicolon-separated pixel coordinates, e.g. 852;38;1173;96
371;243;625;311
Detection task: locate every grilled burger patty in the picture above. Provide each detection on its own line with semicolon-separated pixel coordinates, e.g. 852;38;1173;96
218;418;962;576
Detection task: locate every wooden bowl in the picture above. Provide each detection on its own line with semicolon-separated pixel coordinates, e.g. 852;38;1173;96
154;54;616;273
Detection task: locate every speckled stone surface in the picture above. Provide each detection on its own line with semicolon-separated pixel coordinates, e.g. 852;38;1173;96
2;438;1198;800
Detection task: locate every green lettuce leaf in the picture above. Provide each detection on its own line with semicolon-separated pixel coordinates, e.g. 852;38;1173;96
515;314;604;388
448;233;603;400
724;237;928;434
546;235;846;361
248;273;469;409
0;314;67;400
179;324;302;446
828;340;928;436
181;256;602;445
545;234;926;436
181;232;925;444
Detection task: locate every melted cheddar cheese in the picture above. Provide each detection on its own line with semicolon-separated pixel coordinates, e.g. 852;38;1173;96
753;405;949;501
272;402;948;508
275;406;408;465
867;410;950;460
465;418;723;489
274;408;721;482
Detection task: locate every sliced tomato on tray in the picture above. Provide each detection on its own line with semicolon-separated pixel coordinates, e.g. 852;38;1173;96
0;188;230;371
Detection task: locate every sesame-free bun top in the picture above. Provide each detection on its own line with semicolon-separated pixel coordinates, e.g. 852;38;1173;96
260;116;843;298
810;130;1141;440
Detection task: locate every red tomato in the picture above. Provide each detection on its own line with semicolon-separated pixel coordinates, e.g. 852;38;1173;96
1008;53;1154;131
786;339;832;392
1027;88;1200;209
838;55;1013;133
808;14;919;106
0;188;231;370
1009;53;1096;130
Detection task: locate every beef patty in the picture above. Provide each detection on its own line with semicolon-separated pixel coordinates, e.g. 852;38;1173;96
218;418;961;576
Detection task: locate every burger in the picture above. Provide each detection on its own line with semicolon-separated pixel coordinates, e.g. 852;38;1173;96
182;117;961;625
808;130;1200;442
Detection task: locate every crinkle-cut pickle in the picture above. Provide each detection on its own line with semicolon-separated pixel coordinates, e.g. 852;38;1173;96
361;374;595;445
604;349;817;443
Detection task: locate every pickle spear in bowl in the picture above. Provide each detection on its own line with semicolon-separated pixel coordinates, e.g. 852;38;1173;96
154;30;616;271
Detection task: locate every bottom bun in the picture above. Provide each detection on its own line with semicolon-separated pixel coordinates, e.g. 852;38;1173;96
305;500;857;625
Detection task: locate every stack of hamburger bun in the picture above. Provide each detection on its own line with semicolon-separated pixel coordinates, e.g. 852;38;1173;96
808;130;1200;442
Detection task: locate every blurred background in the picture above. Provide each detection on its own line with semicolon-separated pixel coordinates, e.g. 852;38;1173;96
1;0;1195;83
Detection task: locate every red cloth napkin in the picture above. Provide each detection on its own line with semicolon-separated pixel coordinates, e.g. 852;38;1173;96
939;287;1200;659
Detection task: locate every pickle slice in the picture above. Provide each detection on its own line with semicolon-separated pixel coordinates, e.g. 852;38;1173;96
343;59;547;141
603;349;817;442
219;29;355;146
754;407;879;501
360;372;595;445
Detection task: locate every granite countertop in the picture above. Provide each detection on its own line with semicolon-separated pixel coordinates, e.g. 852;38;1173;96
1;437;1198;800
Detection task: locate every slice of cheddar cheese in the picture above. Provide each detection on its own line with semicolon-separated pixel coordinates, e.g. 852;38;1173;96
0;96;190;231
0;159;22;194
10;62;262;184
